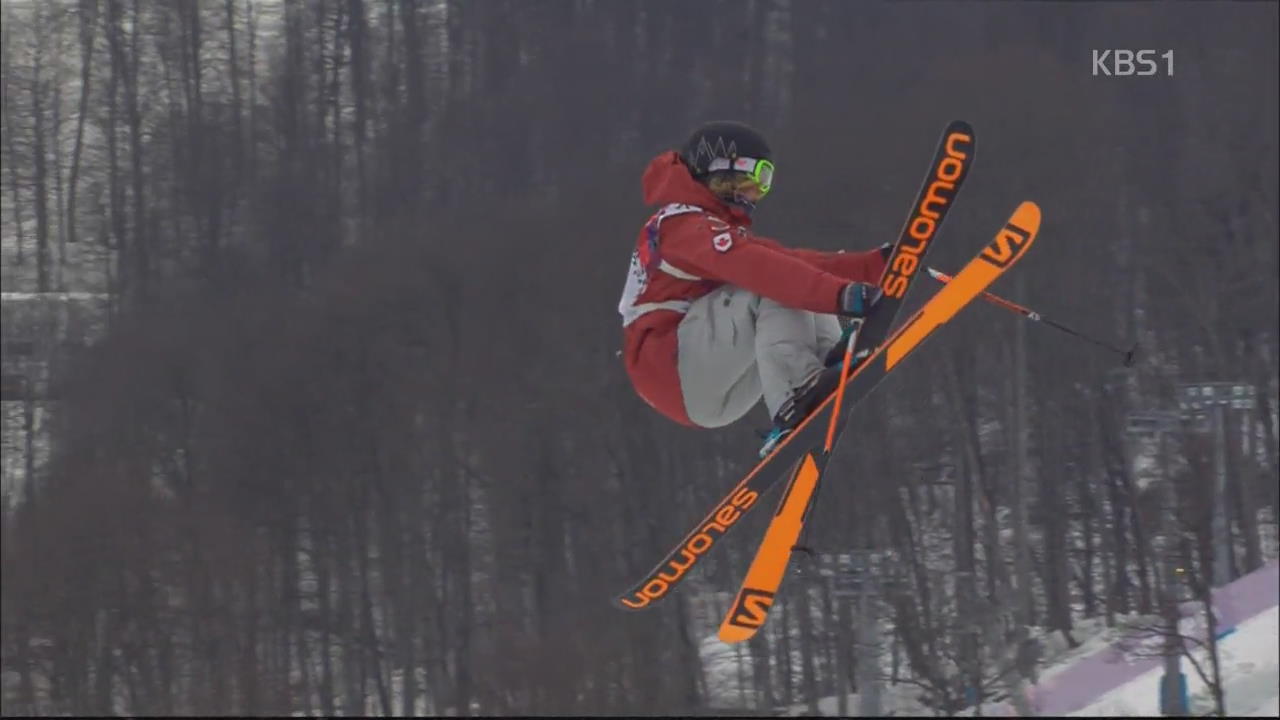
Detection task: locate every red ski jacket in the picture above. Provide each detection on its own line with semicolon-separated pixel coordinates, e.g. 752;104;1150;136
619;151;887;426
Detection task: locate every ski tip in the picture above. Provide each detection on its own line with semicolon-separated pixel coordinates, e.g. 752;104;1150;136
1010;201;1041;232
718;587;776;644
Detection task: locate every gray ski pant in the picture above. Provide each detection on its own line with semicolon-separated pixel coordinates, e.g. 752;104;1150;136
676;284;842;428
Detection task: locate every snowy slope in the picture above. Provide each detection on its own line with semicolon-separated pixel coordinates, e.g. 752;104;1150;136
1012;560;1280;716
737;562;1279;717
765;608;1278;718
1069;605;1278;717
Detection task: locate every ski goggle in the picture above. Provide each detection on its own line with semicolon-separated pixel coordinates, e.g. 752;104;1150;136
707;156;774;195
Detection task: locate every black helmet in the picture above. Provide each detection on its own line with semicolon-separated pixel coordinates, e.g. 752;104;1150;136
680;121;772;178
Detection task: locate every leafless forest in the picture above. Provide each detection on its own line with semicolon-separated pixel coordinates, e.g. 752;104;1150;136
1;1;1276;715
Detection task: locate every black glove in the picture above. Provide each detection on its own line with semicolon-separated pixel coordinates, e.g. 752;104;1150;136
837;282;879;318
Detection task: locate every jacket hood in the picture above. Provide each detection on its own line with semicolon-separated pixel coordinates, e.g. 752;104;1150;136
641;151;753;225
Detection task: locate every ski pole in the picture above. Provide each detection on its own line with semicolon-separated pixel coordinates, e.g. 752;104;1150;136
794;317;865;556
926;267;1137;367
823;317;863;452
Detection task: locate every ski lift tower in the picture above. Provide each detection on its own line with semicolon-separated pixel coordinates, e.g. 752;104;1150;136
1177;382;1256;588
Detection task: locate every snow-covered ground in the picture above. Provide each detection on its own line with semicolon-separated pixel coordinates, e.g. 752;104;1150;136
1249;693;1280;717
1069;605;1279;717
703;562;1280;716
758;608;1279;717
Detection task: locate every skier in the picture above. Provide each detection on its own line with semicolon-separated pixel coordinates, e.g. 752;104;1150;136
618;121;889;455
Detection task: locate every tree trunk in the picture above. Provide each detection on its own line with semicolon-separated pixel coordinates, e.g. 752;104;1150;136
105;0;128;296
224;0;244;178
795;581;820;715
246;0;258;178
1074;457;1099;618
0;3;27;268
30;21;52;292
50;19;67;291
65;0;96;250
1230;407;1263;573
1009;272;1036;627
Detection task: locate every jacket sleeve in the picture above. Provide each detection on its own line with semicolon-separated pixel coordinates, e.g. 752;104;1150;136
752;235;887;284
658;216;847;315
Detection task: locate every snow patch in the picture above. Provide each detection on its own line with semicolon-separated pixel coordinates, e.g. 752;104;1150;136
1069;606;1279;717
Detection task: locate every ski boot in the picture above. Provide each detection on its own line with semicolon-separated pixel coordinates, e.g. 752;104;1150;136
757;331;874;459
758;365;841;458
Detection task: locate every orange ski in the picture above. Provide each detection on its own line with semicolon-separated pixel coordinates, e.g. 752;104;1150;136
719;452;823;642
717;201;1041;643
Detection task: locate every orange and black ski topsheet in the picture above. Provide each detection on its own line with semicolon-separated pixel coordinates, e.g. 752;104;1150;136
716;201;1041;642
614;121;976;612
846;120;974;361
718;451;823;642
